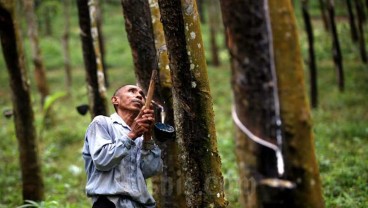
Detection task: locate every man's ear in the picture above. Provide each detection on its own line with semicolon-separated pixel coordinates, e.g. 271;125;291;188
111;96;118;105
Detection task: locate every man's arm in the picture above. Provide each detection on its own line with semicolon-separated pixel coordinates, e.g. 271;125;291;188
87;116;135;171
140;140;163;178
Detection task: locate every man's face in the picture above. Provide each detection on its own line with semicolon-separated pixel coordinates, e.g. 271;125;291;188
112;85;145;112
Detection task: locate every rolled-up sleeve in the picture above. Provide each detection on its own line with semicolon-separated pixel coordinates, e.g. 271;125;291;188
140;141;163;178
86;117;135;171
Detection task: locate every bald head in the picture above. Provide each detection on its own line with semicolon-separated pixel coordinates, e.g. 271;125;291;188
112;85;145;112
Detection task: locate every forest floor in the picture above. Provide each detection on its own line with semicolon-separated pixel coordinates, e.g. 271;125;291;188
0;2;368;208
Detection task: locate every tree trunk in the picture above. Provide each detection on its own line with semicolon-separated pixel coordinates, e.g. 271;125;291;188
196;0;205;23
318;0;330;31
23;0;50;105
0;0;44;202
120;0;158;96
355;0;368;63
268;0;325;207
220;0;288;206
158;0;228;207
62;0;72;95
302;0;318;108
149;1;185;207
76;0;108;118
327;0;345;92
346;0;359;43
44;6;52;36
96;1;109;87
208;0;220;66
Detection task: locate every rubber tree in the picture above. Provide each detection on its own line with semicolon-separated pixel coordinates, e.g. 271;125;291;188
302;0;318;108
346;0;359;43
23;0;50;105
327;0;345;92
269;0;325;207
76;0;108;118
0;0;44;201
208;0;221;66
220;0;287;206
158;0;228;207
149;0;185;207
354;0;367;63
220;0;324;207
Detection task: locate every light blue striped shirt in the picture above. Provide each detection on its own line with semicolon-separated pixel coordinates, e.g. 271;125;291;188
82;113;163;208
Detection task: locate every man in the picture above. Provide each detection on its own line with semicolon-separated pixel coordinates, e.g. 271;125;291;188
82;85;163;208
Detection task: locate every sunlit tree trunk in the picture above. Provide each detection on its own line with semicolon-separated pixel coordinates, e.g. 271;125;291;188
208;0;220;66
76;0;108;118
355;0;367;63
327;0;344;92
62;0;72;94
346;0;359;43
0;0;44;202
158;0;228;207
269;0;325;207
302;0;318;108
149;0;185;207
23;0;50;105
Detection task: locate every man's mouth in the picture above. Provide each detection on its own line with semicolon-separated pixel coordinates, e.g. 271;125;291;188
132;99;143;107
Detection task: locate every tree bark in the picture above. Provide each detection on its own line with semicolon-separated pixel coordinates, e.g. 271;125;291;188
149;1;185;207
302;0;318;108
354;0;368;63
327;0;345;92
76;0;109;118
318;0;330;31
158;0;228;207
220;0;287;206
96;1;109;87
23;0;50;105
268;0;325;207
0;0;44;202
120;0;158;96
346;0;359;43
208;0;220;66
62;0;72;95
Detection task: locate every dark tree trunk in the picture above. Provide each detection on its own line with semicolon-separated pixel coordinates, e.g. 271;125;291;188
208;0;220;66
327;0;344;92
220;0;287;206
355;0;368;63
319;0;330;31
158;0;228;207
346;0;359;43
302;0;318;108
0;1;44;202
76;0;108;118
120;0;158;96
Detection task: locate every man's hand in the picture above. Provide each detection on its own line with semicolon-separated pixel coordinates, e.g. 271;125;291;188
128;106;155;140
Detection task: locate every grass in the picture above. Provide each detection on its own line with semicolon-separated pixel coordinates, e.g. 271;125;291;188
1;1;368;208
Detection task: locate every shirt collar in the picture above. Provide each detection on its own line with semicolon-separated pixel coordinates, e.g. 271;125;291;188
110;113;131;130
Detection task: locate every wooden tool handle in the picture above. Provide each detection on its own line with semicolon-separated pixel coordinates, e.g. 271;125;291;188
144;70;157;108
